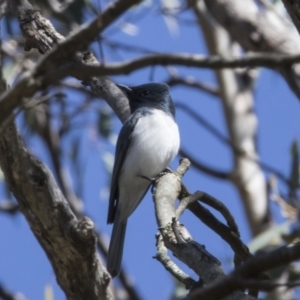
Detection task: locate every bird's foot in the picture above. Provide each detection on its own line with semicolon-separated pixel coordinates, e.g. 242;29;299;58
139;175;155;182
139;168;174;193
156;167;173;179
139;167;173;182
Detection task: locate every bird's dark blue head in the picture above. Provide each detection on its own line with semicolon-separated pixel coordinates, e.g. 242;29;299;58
117;83;176;118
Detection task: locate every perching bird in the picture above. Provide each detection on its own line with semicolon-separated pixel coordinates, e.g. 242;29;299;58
107;83;180;277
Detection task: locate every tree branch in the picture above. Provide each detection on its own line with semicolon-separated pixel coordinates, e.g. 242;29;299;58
1;0;139;128
0;282;23;300
281;0;300;36
179;148;231;180
0;0;144;298
177;103;288;185
28;102;142;300
153;159;256;300
3;48;300;129
166;74;220;97
0;119;112;299
35;51;300;78
154;234;196;289
177;188;252;266
202;0;300;101
191;1;270;237
186;242;300;300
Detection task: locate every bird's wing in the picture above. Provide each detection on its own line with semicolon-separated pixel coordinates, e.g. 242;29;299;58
107;112;141;224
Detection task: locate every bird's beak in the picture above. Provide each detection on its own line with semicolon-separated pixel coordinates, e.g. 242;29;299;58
116;84;132;96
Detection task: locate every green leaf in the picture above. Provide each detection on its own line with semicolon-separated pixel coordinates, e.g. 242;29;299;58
168;278;188;300
248;221;291;253
97;108;112;139
24;107;39;135
44;284;54;300
101;151;114;175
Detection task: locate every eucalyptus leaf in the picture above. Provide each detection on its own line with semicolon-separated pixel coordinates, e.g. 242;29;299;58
248;221;291;253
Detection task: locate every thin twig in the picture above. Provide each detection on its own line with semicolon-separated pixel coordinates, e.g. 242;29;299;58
177;103;289;185
154;234;196;289
177;187;252;264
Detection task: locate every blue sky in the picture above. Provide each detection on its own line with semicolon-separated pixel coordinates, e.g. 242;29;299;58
1;1;300;299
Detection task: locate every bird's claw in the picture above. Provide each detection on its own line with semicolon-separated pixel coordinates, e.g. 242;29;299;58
138;175;154;182
156;167;173;179
139;168;174;193
139;167;173;182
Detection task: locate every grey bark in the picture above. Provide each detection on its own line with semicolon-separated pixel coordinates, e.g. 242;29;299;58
203;0;300;101
0;121;112;300
154;159;256;300
191;0;270;236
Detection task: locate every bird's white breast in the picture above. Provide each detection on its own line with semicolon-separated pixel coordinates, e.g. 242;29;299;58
118;109;180;220
128;109;179;176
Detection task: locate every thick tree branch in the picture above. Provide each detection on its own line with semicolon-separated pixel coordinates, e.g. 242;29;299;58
33;51;300;79
0;0;139;128
185;195;252;264
202;0;300;101
186;242;300;300
1;0;143;299
153;159;256;300
176;184;253;267
154;234;196;289
3;49;300;129
2;2;297;300
28;103;142;300
281;0;300;36
9;0;140;59
191;1;270;237
0;120;112;299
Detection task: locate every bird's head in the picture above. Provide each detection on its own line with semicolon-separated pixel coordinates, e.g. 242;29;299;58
117;83;175;117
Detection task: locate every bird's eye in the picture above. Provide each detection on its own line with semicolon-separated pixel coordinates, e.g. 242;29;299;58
142;90;150;96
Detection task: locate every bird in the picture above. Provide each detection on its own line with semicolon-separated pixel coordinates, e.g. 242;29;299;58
107;82;180;277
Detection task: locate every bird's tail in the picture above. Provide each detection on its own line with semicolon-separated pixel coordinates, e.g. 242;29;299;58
107;211;127;278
